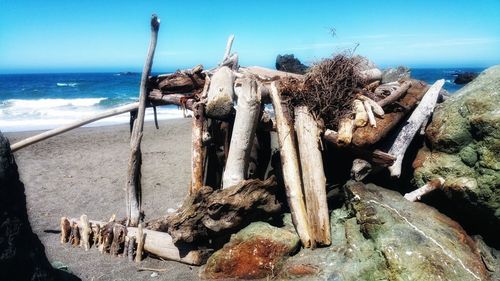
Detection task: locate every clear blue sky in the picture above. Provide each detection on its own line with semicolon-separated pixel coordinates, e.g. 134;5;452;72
1;0;499;73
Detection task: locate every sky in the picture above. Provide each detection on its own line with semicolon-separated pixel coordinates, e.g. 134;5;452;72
0;0;499;73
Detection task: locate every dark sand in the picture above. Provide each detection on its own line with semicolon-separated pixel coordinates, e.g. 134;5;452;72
5;119;199;280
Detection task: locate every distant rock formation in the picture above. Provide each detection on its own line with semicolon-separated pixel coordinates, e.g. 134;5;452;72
0;132;56;281
454;72;478;84
275;54;308;74
381;66;411;83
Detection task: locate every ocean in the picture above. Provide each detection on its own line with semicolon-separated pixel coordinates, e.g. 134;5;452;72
0;68;484;132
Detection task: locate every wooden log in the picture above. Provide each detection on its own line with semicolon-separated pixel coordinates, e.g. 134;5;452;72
269;82;313;248
364;100;377;127
221;34;235;64
128;236;136;262
323;129;396;167
190;102;206;194
377;80;412;107
353;100;368;127
147;177;282;244
294;106;330;246
360;68;382;82
60;217;71;244
135;223;145;262
357;95;384;117
206;66;235;119
240;66;304;81
123;236;130;258
222;78;261;188
337;118;355;146
10;102;139;152
404;177;445;202
388;79;445;177
66;218;207;265
80;215;91;251
110;224;127;256
126;15;160;227
364;80;380;92
69;222;80;247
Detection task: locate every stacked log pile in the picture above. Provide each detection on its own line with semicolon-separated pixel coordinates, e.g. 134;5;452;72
5;14;447;268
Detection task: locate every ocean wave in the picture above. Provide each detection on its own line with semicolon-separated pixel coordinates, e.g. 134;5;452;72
56;82;79;87
2;98;107;109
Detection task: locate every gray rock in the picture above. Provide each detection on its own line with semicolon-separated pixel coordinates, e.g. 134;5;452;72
275;54;308;74
414;65;500;237
381;66;411;83
278;182;492;281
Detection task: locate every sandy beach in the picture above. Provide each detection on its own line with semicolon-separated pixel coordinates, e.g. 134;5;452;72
5;118;199;281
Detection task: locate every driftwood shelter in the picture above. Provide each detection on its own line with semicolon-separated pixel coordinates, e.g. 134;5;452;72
11;15;447;267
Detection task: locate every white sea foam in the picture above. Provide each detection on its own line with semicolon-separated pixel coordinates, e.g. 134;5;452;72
0;98;184;132
56;82;79;87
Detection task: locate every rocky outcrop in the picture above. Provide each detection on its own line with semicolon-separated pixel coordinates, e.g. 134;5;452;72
275;54;308;74
0;132;56;281
381;66;411;83
279;182;492;281
201;220;300;279
454;72;479;84
414;65;500;241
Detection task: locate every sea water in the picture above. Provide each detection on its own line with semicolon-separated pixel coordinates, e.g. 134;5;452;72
0;68;484;132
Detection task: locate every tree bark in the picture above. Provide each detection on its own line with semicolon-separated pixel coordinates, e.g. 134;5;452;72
294;106;331;246
388;79;445;177
190;102;206;194
222;78;261;188
126;15;160;226
269;82;313;248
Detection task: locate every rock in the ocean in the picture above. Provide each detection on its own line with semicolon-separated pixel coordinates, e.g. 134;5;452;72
454;72;479;84
275;54;308;74
414;65;500;238
0;132;56;281
279;182;491;281
381;66;411;83
201;220;299;279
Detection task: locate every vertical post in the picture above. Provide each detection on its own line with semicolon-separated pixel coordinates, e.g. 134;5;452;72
191;102;206;194
126;15;160;226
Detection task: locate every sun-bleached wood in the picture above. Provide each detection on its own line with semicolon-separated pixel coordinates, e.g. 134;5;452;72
364;100;377;127
126;15;160;227
269;82;313;248
294;106;330;246
190;102;206;194
135;223;145;262
222;78;261;188
360;68;382;82
353;99;368;127
377;80;412;107
80;215;91;251
388;79;445;177
206;66;235;118
337;118;355;146
404;177;445;202
357;95;384;117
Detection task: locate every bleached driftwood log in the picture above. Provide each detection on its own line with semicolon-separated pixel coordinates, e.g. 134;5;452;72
269;82;313;248
191;102;206;194
353;100;368;127
63;218;207;265
135;223;145;262
360;68;382;82
388;79;445;177
206;66;235;119
147;177;281;243
294;106;330;246
357;95;384;117
377;80;412;107
222;78;261;188
80;215;91;251
126;15;160;227
364;101;377;127
337;118;355;146
404;177;445;201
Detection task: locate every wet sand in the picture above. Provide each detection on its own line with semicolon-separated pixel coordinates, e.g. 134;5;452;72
5;119;199;280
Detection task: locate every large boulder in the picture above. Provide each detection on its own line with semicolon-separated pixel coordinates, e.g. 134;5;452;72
381;66;411;83
275;54;308;74
454;72;479;85
414;65;500;237
279;182;492;281
0;133;56;280
201;220;300;279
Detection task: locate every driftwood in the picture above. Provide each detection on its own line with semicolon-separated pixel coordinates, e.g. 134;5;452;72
154;66;204;93
190;102;206;194
351;158;372;181
337;118;355;146
60;217;71;244
80;215;91;251
357;95;384;117
323;129;396;167
147;177;282;244
377;80;412;107
404;177;445;202
364;101;377;127
206;66;235;119
63;218;207;265
269;82;313;248
388;79;445;177
135;223;145;262
294;106;330;246
222;78;261;188
351;79;430;147
353;100;368;127
126;15;160;226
